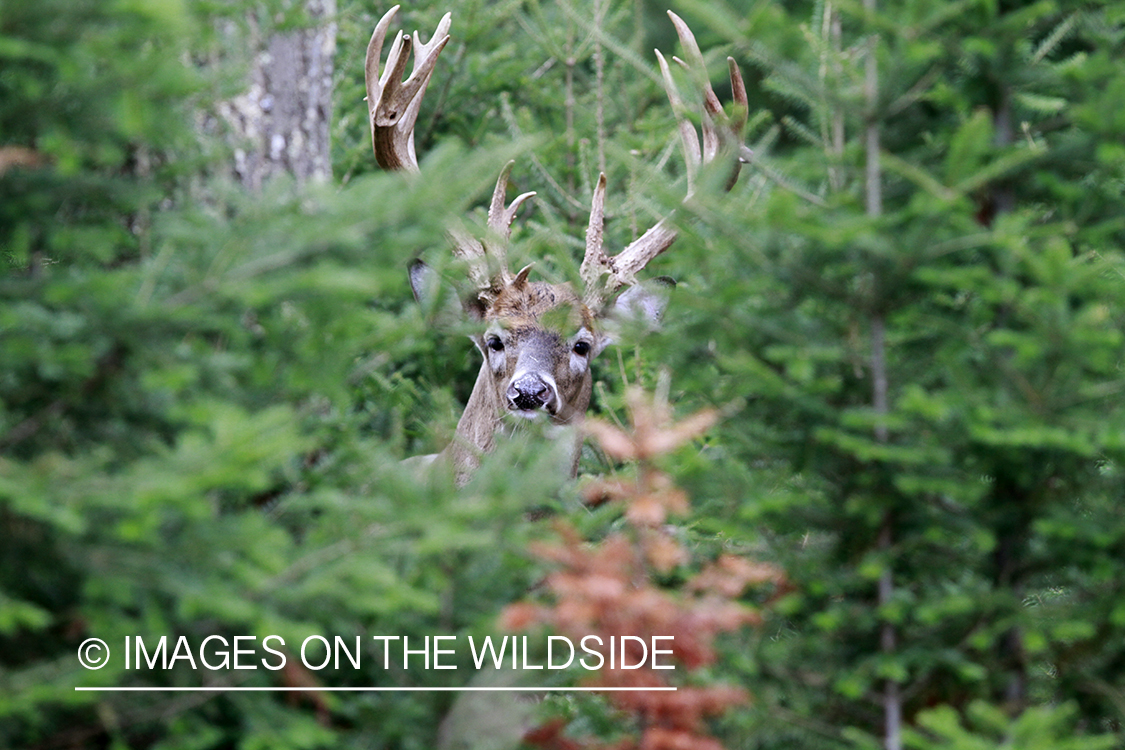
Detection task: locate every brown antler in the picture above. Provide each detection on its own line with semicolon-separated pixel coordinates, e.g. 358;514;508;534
580;11;748;311
365;6;451;172
448;160;536;297
367;9;535;299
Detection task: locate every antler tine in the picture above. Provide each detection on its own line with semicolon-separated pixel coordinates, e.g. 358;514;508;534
581;171;680;311
581;12;748;310
580;173;609;309
665;11;746;186
728;57;749;136
367;12;537;298
667;11;723;171
656;48;702;196
446;227;490;293
447;162;537;297
387;14;452;167
484;161;537;286
365;6;451;172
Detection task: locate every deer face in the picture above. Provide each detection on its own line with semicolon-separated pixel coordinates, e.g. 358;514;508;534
476;280;601;423
409;260;668;483
410;265;665;428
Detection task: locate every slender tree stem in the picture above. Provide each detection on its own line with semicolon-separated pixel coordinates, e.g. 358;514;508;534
864;2;899;748
993;86;1015;215
992;82;1024;714
565;29;576;214
864;8;882;217
871;315;889;442
593;0;607;174
823;2;845;192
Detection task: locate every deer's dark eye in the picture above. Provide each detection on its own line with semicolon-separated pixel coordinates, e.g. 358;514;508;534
486;335;504;352
572;340;591;356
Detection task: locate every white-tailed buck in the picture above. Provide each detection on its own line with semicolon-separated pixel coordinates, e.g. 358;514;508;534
366;6;747;485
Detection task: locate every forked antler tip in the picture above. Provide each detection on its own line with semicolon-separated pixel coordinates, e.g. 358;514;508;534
488;161;536;231
366;9;455;171
413;9;452;54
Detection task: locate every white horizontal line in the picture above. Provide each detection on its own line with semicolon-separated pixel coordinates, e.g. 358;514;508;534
75;686;676;692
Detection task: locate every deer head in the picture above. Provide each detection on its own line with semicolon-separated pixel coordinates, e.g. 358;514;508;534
366;6;747;484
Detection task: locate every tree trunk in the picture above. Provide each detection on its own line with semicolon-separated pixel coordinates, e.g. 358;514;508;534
220;0;336;189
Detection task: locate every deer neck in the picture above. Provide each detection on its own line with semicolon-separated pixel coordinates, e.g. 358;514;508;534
443;361;501;482
444;360;593;485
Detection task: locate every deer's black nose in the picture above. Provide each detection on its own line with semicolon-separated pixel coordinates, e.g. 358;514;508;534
508;375;552;411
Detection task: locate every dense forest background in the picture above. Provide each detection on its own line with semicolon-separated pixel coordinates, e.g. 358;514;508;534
3;0;1124;748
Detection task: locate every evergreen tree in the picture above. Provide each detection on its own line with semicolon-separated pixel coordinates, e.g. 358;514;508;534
1;0;545;746
652;0;1125;746
3;0;1123;748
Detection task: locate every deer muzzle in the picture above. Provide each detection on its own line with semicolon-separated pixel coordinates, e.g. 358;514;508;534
507;373;557;415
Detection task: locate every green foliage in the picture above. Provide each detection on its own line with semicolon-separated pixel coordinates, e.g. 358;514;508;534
0;0;553;745
3;0;1125;747
905;701;1118;750
652;0;1125;747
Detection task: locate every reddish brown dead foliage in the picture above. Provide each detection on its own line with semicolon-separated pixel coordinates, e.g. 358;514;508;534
505;388;786;750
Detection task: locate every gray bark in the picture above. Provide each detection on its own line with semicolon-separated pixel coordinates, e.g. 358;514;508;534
219;0;337;189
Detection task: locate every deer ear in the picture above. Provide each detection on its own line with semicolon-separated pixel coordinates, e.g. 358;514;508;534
611;276;675;326
409;259;439;306
595;276;675;355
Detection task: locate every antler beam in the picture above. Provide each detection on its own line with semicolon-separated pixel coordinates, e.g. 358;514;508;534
367;9;536;299
580;11;748;311
364;6;451;172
